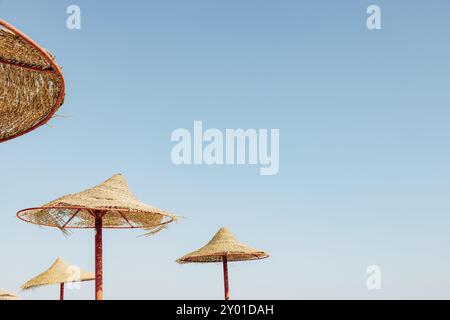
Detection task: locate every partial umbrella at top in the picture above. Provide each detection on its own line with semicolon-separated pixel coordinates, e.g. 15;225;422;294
0;19;65;143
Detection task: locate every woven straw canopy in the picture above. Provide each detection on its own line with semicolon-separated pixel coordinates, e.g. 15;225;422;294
21;258;94;290
17;174;176;231
0;19;65;143
177;227;269;263
0;289;20;300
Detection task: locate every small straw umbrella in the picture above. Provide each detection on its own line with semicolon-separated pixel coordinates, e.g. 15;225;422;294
177;227;269;300
0;19;65;143
21;258;94;300
0;289;20;300
17;174;176;300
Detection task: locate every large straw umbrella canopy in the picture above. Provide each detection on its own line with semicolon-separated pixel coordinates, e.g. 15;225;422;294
0;19;65;143
0;289;20;300
21;258;94;300
177;227;269;300
17;174;176;300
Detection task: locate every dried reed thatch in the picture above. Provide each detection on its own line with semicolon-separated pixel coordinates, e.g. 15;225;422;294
17;174;176;232
0;289;20;300
0;19;65;143
21;258;94;290
17;174;176;300
177;227;269;263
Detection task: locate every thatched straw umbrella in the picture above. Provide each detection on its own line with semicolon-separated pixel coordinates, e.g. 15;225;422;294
17;174;176;300
21;258;94;300
0;19;65;143
0;289;20;300
177;227;269;300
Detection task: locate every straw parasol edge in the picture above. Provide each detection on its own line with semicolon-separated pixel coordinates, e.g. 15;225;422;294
0;289;20;300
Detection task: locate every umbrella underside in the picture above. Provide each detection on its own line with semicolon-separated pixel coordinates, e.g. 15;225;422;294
179;252;268;263
0;23;64;142
18;206;172;230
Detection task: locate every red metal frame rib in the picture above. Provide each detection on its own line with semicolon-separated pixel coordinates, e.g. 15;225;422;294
61;209;80;228
119;212;135;228
0;58;54;72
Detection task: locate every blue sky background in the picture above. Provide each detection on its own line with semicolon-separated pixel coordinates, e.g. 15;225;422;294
1;0;450;299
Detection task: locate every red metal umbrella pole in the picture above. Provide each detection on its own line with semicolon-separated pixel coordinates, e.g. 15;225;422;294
60;283;64;300
222;255;230;300
95;213;103;300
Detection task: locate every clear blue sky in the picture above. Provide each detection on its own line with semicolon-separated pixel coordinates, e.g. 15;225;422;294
1;0;450;299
